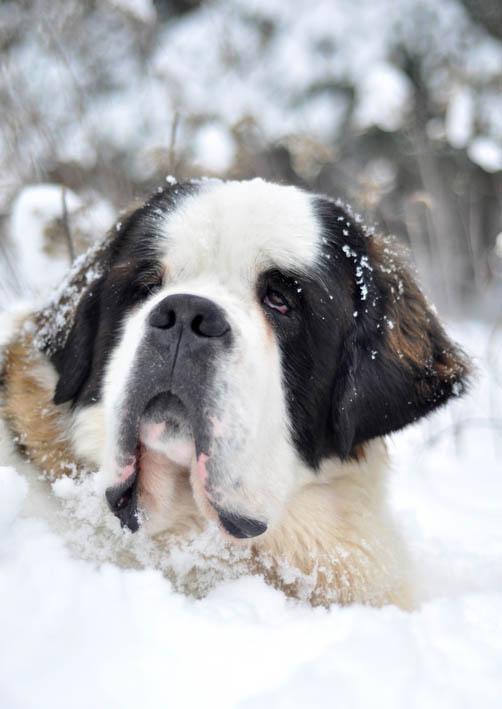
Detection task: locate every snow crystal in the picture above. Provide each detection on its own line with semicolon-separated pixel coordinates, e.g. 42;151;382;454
355;265;368;301
360;255;373;271
342;244;357;259
32;234;111;355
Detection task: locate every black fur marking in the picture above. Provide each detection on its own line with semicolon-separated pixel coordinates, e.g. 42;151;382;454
257;198;468;465
215;507;268;539
271;197;470;464
52;276;104;405
51;183;199;407
105;469;139;532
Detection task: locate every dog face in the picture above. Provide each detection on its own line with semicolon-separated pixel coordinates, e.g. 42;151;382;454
49;179;468;539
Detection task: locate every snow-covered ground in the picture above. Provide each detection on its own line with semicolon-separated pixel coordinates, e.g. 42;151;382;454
0;183;500;708
1;295;501;709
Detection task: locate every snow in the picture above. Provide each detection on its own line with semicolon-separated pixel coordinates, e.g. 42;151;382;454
354;63;413;133
1;308;501;708
5;185;115;301
467;137;502;174
8;185;82;296
1;0;500;699
446;87;474;150
192;123;237;174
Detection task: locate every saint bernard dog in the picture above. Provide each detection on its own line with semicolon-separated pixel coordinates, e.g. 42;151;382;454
0;178;469;607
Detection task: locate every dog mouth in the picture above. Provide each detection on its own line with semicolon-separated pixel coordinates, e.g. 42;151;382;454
104;390;268;540
105;391;194;533
105;453;140;532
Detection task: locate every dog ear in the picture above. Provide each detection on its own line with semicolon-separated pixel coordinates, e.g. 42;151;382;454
331;238;470;459
51;277;104;405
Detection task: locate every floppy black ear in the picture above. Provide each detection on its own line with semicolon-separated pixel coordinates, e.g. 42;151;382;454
51;278;104;405
331;238;470;459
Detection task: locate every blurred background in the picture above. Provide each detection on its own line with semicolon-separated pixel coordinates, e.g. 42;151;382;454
0;0;501;316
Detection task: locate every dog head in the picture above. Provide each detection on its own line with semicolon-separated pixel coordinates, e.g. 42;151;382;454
48;179;469;539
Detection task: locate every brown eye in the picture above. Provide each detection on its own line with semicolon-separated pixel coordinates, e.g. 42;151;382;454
264;289;289;315
134;274;163;302
144;281;163;296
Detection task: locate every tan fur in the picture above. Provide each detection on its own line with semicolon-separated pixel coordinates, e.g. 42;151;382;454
368;237;468;382
254;441;414;608
148;441;414;609
2;330;77;479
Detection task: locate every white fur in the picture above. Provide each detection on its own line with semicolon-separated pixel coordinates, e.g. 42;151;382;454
161;178;321;281
100;274;299;531
71;405;106;470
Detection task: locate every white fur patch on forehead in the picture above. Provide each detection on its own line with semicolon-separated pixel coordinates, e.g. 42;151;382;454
159;179;321;279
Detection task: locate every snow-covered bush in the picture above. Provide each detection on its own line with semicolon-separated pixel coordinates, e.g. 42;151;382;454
1;0;500;307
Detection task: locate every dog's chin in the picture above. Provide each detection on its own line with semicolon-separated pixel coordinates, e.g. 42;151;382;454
105;391;194;530
106;390;269;540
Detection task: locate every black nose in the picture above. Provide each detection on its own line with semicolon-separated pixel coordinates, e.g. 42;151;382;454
217;510;268;539
148;294;230;338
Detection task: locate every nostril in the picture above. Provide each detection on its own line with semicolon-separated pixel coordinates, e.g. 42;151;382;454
149;308;176;330
191;314;205;336
191;313;230;338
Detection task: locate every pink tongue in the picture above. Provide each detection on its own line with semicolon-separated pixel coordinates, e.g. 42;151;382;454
196;452;210;485
117;457;137;483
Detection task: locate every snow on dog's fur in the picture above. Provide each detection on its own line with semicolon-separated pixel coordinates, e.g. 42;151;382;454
0;178;469;607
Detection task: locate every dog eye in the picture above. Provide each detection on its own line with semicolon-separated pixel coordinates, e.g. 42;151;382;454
144;281;163;296
140;282;163;301
133;277;163;303
264;289;289;315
